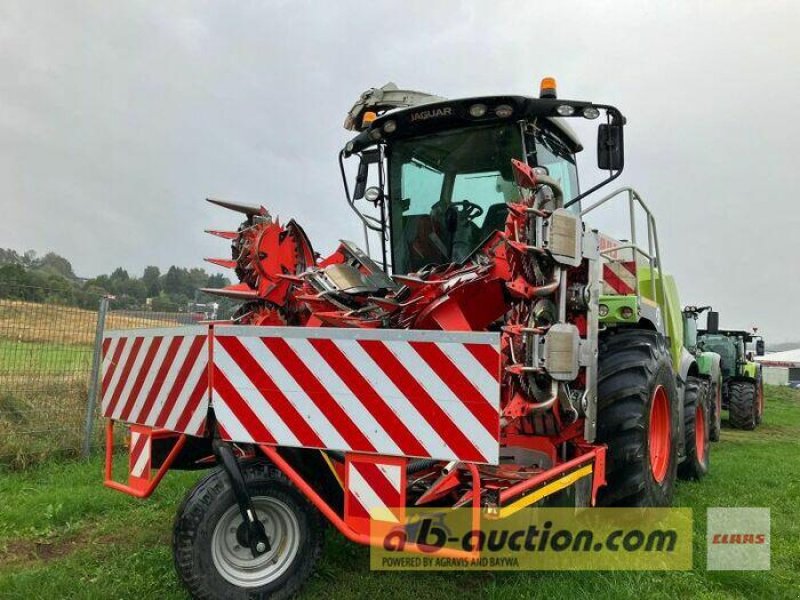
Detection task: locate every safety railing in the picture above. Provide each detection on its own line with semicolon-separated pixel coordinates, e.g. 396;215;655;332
580;187;671;333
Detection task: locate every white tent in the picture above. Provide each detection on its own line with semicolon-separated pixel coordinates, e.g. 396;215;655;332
755;349;800;385
755;349;800;368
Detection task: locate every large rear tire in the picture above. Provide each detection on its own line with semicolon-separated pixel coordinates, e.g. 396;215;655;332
596;329;680;507
728;380;757;430
755;373;764;425
678;376;710;480
709;377;722;442
173;460;324;600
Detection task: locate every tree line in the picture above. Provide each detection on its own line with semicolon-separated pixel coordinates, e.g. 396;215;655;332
0;248;237;316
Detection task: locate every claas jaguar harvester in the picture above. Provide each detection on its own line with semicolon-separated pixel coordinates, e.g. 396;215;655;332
100;80;712;599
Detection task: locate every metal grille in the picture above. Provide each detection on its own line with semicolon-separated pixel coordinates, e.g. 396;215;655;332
0;283;189;469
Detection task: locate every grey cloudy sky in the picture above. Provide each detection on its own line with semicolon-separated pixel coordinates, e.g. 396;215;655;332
1;1;799;342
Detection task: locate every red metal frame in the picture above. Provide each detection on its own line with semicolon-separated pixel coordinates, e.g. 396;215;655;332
498;445;606;506
259;444;482;560
104;420;187;499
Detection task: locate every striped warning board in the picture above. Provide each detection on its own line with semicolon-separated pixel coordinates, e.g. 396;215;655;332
345;455;405;524
100;327;209;436
128;425;152;480
212;326;501;464
602;261;638;296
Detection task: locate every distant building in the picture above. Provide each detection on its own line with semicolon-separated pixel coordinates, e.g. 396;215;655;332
755;349;800;386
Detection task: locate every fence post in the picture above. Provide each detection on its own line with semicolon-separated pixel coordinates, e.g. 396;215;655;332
83;296;110;457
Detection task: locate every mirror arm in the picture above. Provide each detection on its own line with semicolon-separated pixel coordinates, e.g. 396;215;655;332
564;167;623;209
339;150;384;232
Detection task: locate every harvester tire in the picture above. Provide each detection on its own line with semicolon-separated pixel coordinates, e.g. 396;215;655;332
728;380;757;430
596;329;680;507
678;376;710;480
709;377;722;442
173;459;324;600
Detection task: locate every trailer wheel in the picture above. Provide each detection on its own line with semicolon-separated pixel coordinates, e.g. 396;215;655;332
596;329;680;507
729;380;757;430
709;377;722;442
678;376;710;480
173;460;324;600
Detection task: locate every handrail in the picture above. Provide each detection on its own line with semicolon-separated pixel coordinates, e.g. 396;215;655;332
581;187;671;340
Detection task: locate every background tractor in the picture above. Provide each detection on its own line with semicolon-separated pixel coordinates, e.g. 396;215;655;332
102;79;715;599
683;306;724;441
698;311;765;430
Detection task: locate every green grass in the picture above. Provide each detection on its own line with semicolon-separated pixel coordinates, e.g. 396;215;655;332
0;338;95;469
1;387;798;599
0;338;93;375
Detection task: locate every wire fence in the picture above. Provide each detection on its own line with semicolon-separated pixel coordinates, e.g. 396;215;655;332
0;284;190;470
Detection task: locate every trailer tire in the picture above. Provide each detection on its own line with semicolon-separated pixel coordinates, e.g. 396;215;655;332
729;380;757;430
173;459;324;600
678;376;710;480
709;377;722;442
596;329;680;507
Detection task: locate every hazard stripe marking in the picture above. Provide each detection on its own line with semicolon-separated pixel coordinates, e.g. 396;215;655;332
101;333;210;436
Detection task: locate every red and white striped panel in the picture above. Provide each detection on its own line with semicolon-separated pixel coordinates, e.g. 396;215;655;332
212;326;501;464
346;457;405;523
129;426;152;479
602;261;637;296
101;327;210;436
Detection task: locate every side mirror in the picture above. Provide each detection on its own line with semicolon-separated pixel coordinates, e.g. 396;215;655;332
706;311;719;334
353;158;369;200
597;123;624;171
352;149;381;201
756;339;765;356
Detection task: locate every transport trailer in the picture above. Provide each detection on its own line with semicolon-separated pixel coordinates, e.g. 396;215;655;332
102;324;606;595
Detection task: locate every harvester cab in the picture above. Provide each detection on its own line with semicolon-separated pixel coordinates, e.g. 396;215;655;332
340;79;624;275
698;312;765;430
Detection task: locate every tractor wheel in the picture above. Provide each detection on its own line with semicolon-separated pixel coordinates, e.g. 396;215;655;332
173;460;324;600
728;380;757;430
755;376;764;426
709;377;722;442
596;329;680;507
678;376;710;480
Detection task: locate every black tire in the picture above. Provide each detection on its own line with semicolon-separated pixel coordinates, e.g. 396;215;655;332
596;329;680;507
755;374;764;425
728;380;757;430
678;376;710;480
709;377;722;442
173;460;324;600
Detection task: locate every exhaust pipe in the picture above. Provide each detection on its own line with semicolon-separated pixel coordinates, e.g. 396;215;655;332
707;311;719;334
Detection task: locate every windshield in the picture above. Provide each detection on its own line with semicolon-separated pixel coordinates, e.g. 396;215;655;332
388;122;579;274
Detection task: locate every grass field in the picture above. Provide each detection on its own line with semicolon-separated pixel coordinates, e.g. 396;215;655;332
0;300;185;346
1;387;798;599
0;300;188;469
0;339;93;374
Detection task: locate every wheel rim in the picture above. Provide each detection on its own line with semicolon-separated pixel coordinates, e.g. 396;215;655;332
716;384;722;426
695;402;706;462
211;496;301;588
649;385;671;484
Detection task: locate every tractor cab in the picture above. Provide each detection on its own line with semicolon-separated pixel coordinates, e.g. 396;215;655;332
340;80;624;275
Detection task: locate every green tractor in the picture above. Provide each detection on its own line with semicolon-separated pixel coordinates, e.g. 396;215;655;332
698;311;765;430
682;306;724;441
